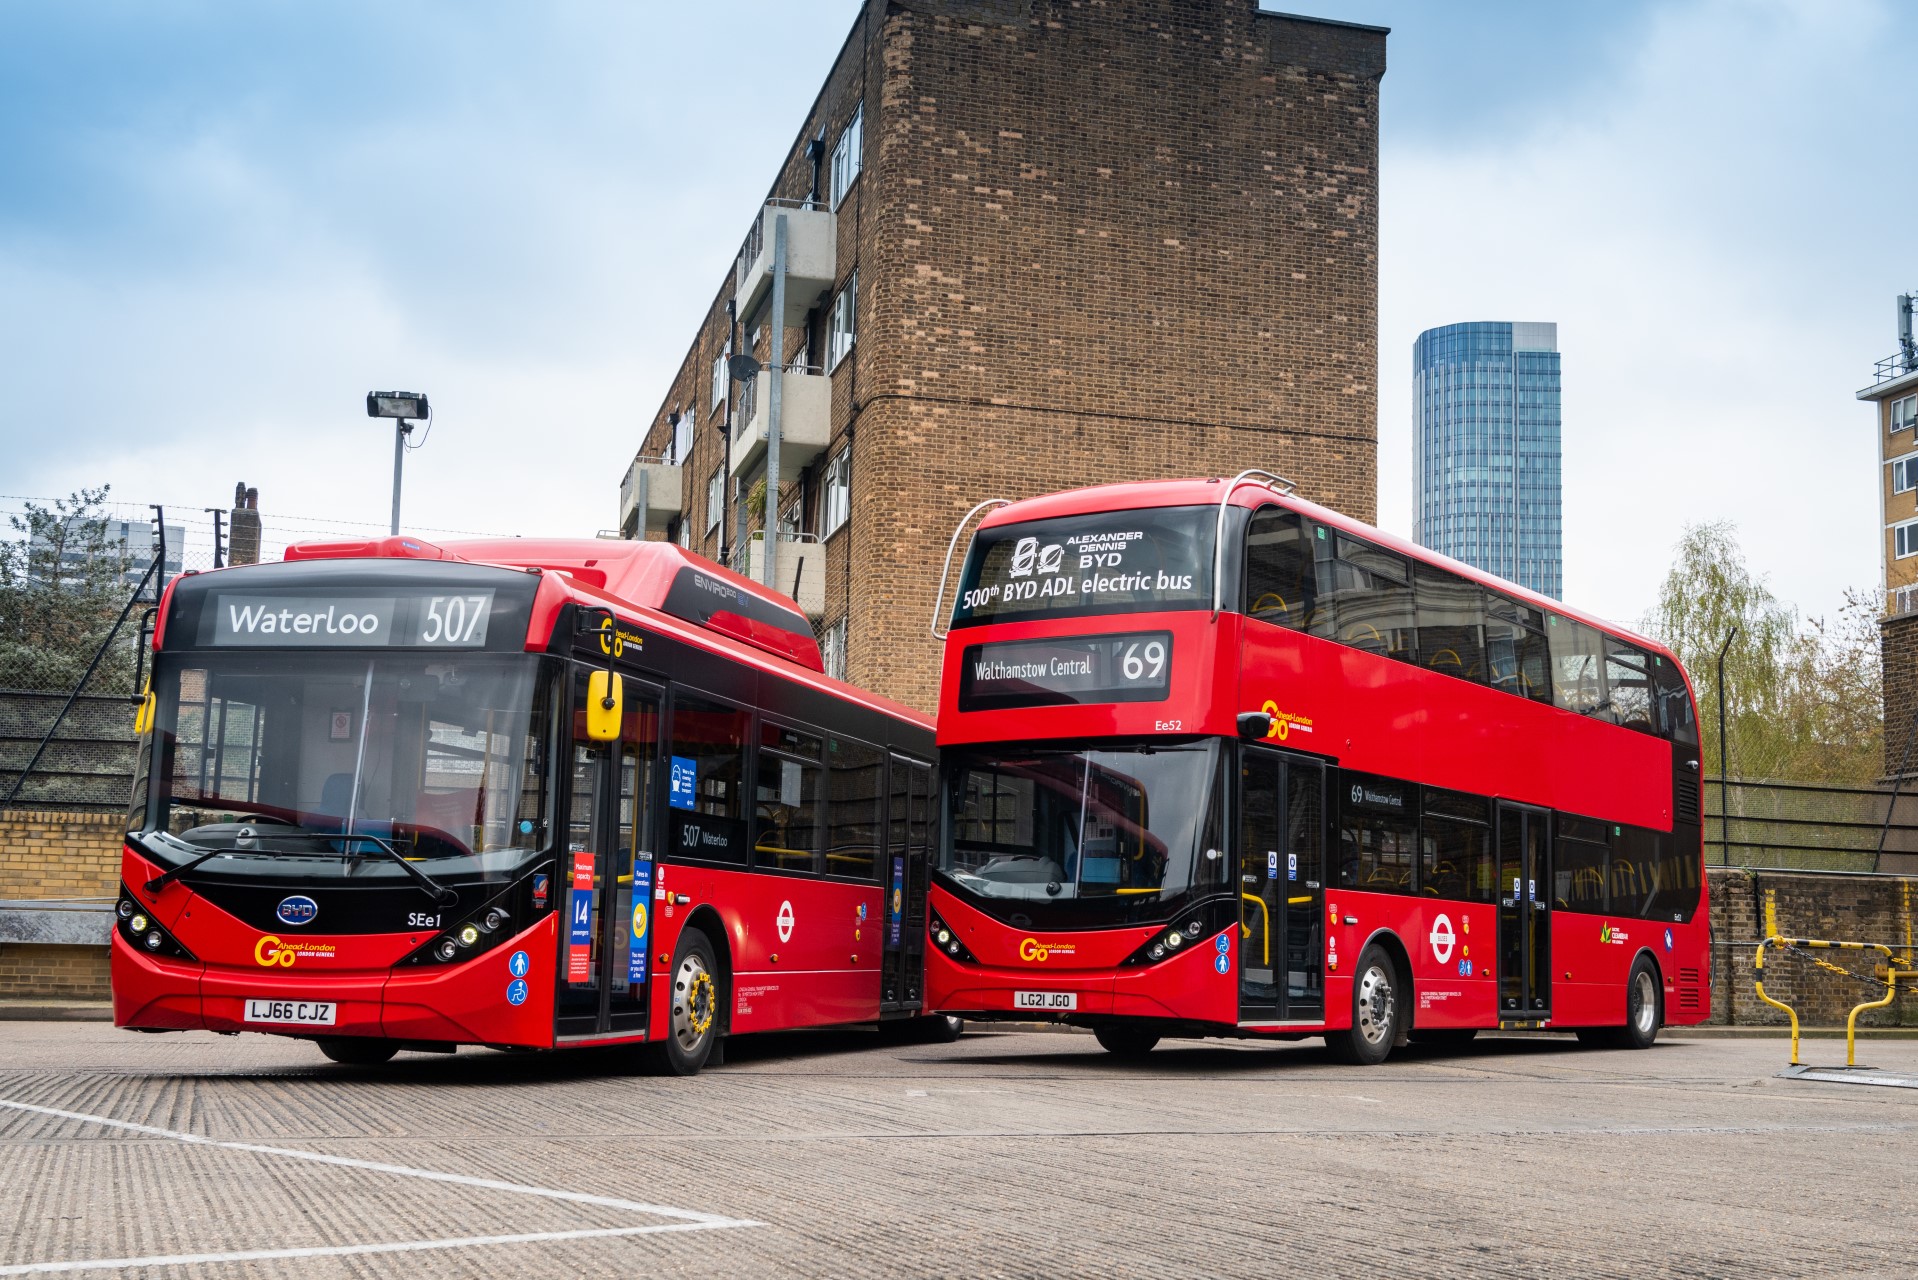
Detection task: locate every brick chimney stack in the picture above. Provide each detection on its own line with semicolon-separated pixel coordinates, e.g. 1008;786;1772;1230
228;482;262;566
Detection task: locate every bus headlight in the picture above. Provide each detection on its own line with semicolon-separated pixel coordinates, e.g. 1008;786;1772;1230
1164;930;1184;949
129;914;150;934
458;924;481;946
927;910;977;964
144;931;164;951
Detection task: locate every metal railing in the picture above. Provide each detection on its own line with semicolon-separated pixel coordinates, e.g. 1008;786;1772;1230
1871;352;1917;385
1704;776;1918;872
733;361;823;430
619;453;675;516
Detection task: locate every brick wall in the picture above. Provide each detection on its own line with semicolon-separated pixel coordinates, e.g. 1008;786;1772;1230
629;0;1385;713
0;809;122;899
0;808;122;1002
1882;613;1918;782
1706;867;1917;1027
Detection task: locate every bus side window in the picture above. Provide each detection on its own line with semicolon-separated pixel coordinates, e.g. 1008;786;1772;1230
1547;615;1607;716
754;722;824;874
1554;815;1609;913
826;737;886;881
1485;596;1552;704
1329;535;1415;662
668;693;751;867
1419;788;1493;902
1651;657;1698;745
1604;641;1657;735
1242;507;1316;631
1413;565;1486;682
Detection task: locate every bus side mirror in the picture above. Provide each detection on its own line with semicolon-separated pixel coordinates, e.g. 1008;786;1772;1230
133;689;156;736
1236;711;1273;740
586;670;623;742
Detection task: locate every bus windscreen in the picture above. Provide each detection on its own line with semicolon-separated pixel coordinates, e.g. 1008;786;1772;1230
950;505;1214;628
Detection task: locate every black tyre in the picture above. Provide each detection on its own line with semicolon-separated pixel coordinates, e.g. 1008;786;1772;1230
1094;1025;1160;1058
1408;1027;1477;1048
649;927;722;1076
1325;945;1401;1065
316;1037;399;1066
1577;957;1661;1050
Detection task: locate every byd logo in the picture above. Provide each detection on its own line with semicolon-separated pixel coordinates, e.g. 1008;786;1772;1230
1018;937;1076;962
275;895;318;926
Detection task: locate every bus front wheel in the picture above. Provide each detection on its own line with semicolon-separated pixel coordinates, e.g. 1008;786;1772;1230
1326;945;1401;1065
650;927;722;1076
1094;1025;1160;1058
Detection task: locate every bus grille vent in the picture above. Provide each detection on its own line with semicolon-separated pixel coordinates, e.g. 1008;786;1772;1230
1679;967;1700;984
1675;773;1700;819
1677;987;1700;1011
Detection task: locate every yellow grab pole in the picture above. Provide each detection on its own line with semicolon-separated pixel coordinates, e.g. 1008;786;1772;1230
1753;937;1801;1066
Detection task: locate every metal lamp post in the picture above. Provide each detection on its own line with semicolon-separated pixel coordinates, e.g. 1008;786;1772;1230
367;391;430;535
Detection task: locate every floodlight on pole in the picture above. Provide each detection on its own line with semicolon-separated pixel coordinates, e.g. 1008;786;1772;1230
367;391;430;535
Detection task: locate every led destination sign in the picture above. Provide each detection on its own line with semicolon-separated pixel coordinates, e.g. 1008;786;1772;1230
204;591;496;649
958;632;1172;711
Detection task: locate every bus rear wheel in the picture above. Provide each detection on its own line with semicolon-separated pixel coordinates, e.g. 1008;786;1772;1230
1326;945;1401;1065
316;1037;399;1066
1094;1025;1160;1058
1577;957;1661;1050
648;927;722;1076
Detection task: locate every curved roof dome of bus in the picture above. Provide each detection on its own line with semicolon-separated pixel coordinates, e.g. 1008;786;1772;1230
283;535;823;671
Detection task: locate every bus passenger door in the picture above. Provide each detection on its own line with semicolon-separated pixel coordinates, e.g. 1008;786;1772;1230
557;669;662;1039
883;755;933;1013
1495;802;1552;1022
1239;747;1324;1023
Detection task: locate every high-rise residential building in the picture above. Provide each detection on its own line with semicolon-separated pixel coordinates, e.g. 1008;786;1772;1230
616;0;1387;712
1864;292;1918;781
1411;321;1562;599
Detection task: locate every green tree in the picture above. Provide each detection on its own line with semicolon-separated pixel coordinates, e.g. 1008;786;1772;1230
1645;522;1882;783
0;487;144;693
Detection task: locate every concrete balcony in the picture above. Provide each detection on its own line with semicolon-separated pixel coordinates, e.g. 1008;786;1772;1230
618;455;683;537
735;532;825;618
728;366;830;483
733;199;836;329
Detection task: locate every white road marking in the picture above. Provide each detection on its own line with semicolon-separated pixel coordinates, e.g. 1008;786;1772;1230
0;1223;737;1276
0;1095;760;1275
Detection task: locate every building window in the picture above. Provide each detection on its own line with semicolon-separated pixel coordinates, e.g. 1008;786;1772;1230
821;448;851;536
1893;395;1918;434
711;350;729;412
1896;518;1918;559
668;412;693;466
821;616;848;681
1895;454;1918;495
706;466;724;533
828;273;857;371
830;103;863;209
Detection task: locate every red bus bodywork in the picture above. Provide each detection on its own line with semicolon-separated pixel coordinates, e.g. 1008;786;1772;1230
927;479;1711;1057
113;537;935;1066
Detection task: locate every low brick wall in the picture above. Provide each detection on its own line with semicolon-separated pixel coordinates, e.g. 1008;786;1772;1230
0;808;123;1002
1706;867;1917;1027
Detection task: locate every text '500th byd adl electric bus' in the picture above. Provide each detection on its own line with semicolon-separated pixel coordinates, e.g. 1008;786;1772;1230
925;474;1710;1063
115;535;944;1074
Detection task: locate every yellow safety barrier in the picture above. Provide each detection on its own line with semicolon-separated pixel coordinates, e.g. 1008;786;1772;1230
1754;890;1915;1067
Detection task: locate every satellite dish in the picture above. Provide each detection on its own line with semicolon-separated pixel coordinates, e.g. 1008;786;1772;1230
728;354;762;383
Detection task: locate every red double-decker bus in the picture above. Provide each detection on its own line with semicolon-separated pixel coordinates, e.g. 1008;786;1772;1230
115;536;942;1074
926;475;1710;1063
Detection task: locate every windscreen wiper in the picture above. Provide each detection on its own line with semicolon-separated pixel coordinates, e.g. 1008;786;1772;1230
139;835;274;895
339;834;458;905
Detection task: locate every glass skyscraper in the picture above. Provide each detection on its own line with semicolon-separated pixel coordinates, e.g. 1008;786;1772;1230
1412;321;1562;598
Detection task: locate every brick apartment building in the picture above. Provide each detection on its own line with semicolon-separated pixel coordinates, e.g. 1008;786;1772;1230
617;0;1388;711
1866;293;1918;778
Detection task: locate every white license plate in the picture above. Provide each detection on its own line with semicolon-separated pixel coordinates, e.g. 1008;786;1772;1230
244;998;337;1026
1013;990;1077;1011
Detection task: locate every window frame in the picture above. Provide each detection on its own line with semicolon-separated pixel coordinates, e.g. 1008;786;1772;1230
705;465;724;534
1896;517;1918;560
829;102;864;209
1891;394;1917;435
820;447;851;537
1894;451;1918;496
828;273;857;372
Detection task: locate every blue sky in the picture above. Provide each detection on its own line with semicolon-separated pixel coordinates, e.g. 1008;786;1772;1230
1;1;1912;629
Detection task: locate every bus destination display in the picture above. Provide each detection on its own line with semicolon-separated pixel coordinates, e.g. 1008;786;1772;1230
205;591;496;648
951;505;1212;627
958;632;1172;710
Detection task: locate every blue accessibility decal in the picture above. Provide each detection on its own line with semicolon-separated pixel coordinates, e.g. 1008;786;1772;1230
1664;928;1674;952
1213;953;1230;975
506;978;528;1006
1215;932;1230;955
508;950;530;978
